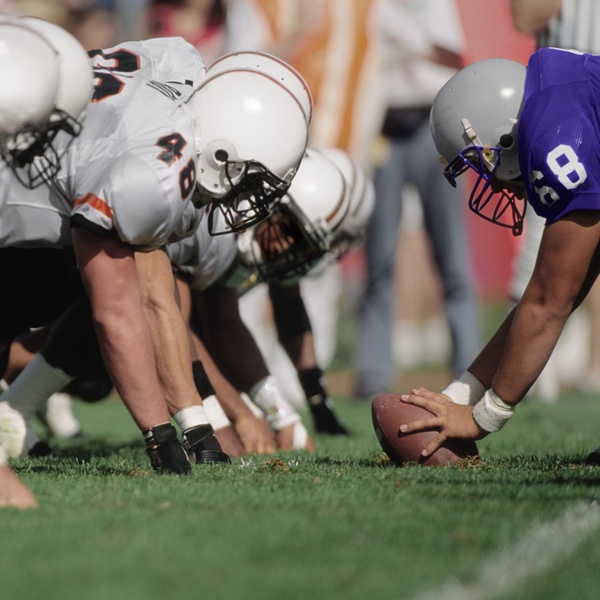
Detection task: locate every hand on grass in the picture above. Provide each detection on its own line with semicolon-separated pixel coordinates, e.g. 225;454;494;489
234;414;277;454
400;387;488;457
276;422;316;452
213;425;245;458
0;465;39;510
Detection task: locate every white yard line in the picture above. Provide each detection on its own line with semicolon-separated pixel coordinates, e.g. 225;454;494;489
413;500;600;600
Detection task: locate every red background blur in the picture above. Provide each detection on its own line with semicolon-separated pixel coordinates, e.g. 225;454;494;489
456;0;535;299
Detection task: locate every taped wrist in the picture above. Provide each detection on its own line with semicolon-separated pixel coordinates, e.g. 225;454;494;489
249;375;300;431
442;371;486;406
472;389;515;433
202;395;231;431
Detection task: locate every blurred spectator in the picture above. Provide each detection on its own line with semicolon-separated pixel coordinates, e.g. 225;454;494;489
12;0;120;49
138;0;228;64
225;0;385;405
354;0;481;399
65;1;119;49
0;0;18;14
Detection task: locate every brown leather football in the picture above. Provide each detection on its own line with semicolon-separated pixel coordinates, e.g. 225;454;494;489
371;393;479;466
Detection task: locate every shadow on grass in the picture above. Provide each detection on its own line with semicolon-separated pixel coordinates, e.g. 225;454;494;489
13;436;148;476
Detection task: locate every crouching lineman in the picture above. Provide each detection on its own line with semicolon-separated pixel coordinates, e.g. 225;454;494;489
169;147;374;453
0;146;370;461
400;49;600;464
0;16;91;508
0;20;310;474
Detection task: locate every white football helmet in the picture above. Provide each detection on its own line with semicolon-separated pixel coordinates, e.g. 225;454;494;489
22;17;93;140
0;19;60;182
319;148;374;254
430;58;527;235
206;51;312;125
189;53;310;235
237;148;350;282
17;17;93;188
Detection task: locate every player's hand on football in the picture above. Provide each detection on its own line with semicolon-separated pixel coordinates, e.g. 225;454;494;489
400;387;487;457
233;414;277;454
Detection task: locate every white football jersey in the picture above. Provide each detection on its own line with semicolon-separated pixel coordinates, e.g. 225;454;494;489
0;37;206;251
168;208;239;290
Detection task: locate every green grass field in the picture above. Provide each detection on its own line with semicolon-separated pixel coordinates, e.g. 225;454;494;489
2;383;600;600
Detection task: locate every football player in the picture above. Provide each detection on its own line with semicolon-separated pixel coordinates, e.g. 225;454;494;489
0;16;77;509
0;17;310;473
399;49;600;464
2;147;369;458
170;148;373;452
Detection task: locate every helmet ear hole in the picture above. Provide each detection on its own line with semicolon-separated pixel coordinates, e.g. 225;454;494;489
499;133;514;149
202;139;239;170
215;149;229;162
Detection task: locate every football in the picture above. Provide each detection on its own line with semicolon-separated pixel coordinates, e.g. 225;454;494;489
371;393;479;466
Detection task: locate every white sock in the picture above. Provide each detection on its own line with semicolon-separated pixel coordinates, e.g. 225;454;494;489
41;393;82;438
172;404;210;432
1;354;73;419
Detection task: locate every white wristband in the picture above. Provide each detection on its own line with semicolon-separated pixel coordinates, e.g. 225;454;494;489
472;389;515;433
202;395;231;431
442;372;486;406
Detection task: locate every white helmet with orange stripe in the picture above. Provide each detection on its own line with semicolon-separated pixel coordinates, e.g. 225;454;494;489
189;51;310;235
236;148;350;282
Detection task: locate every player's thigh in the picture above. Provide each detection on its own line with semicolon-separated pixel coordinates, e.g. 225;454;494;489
0;247;85;345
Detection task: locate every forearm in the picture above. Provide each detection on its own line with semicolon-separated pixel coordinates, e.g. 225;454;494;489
189;328;257;424
95;311;166;424
467;307;517;391
195;286;270;391
135;250;202;414
269;282;315;369
492;297;569;404
72;229;169;430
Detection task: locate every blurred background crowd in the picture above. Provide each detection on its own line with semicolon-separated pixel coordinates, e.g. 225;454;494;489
2;0;597;403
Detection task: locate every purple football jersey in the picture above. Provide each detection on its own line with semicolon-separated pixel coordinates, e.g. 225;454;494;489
519;47;600;223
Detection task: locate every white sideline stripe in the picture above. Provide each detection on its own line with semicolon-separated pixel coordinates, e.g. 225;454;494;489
413;501;600;600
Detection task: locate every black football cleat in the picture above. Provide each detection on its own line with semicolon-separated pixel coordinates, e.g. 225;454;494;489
183;424;230;464
586;446;600;465
144;423;191;474
28;440;52;457
308;395;349;435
